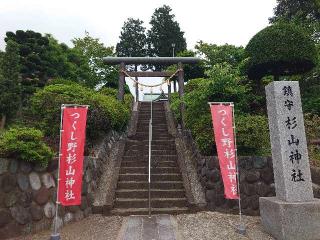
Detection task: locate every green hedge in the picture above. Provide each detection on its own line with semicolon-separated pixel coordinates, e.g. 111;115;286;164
245;23;317;79
0;127;54;166
30;83;131;144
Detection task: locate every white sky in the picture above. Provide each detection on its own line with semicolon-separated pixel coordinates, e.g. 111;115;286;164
0;0;278;99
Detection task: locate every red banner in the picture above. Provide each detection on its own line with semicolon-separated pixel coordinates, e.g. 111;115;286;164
58;106;88;206
210;104;239;199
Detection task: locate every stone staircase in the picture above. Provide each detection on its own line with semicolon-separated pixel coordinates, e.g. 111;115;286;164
111;102;189;215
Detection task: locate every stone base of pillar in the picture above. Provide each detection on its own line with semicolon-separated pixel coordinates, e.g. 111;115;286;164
260;197;320;240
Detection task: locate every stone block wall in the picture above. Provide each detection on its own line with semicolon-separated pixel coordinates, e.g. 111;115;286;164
0;130;124;240
198;156;275;216
180;129;320;216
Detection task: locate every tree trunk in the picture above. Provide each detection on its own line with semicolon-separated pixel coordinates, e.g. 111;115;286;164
0;115;6;129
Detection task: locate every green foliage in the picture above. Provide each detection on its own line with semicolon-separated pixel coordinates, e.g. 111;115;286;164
177;50;205;81
170;64;270;156
270;0;320;42
116;18;147;58
147;5;187;70
304;113;320;166
195;42;246;70
302;85;320;114
99;87;134;111
72;31;118;88
30;83;131;144
245;23;318;79
5;30;51;84
0;127;54;166
235;114;270;155
99;87;118;97
0;40;21;124
45;35;91;85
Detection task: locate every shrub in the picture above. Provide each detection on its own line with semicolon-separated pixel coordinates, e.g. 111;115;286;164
245;23;317;80
304;113;320;166
99;87;118;97
302;85;320;115
170;64;270;156
235;114;270;156
30;83;131;144
0;127;54;166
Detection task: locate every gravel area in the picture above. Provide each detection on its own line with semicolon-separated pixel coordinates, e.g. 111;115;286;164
175;211;275;240
8;212;274;240
9;215;123;240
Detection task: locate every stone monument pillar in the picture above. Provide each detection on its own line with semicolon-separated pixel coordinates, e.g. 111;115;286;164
260;81;320;240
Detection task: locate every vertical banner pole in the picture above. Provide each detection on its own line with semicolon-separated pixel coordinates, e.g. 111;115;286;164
209;102;246;235
231;104;246;235
148;96;153;218
51;105;64;240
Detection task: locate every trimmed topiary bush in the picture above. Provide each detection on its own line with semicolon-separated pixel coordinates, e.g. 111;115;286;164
30;83;131;145
0;127;54;166
245;23;317;80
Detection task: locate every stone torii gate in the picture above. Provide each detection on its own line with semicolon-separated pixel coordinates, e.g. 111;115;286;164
103;57;201;127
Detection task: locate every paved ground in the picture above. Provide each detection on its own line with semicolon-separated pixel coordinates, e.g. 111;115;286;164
118;215;178;240
10;212;274;240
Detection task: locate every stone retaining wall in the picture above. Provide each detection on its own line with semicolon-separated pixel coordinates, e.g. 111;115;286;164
0;130;124;240
179;129;320;216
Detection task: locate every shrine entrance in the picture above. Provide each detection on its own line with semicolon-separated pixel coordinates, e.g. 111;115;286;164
102;57;202;217
103;57;201;127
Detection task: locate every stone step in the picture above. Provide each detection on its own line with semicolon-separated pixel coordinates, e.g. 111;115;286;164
117;181;184;189
120;167;180;174
135;133;172;138
138;119;166;122
138;116;166;120
119;173;182;182
136;129;169;136
132;137;174;141
111;207;189;216
115;189;186;198
124;149;177;156
114;197;188;208
122;155;178;162
136;127;168;132
125;143;176;150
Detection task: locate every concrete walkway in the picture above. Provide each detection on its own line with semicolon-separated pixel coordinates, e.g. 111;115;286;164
117;215;179;240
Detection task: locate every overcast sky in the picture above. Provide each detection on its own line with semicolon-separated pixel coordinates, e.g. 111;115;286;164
0;0;278;99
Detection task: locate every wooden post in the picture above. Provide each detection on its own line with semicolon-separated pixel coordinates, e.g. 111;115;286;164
178;62;185;128
173;79;177;93
167;82;171;102
135;79;139;102
117;62;125;102
135;65;139;102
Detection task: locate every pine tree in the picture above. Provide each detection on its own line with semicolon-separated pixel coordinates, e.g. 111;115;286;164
0;40;21;128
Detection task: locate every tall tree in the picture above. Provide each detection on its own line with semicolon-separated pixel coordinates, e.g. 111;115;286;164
116;18;147;58
116;18;147;73
0;40;21;128
45;34;91;84
270;0;320;41
147;5;187;69
72;31;118;88
5;30;62;104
